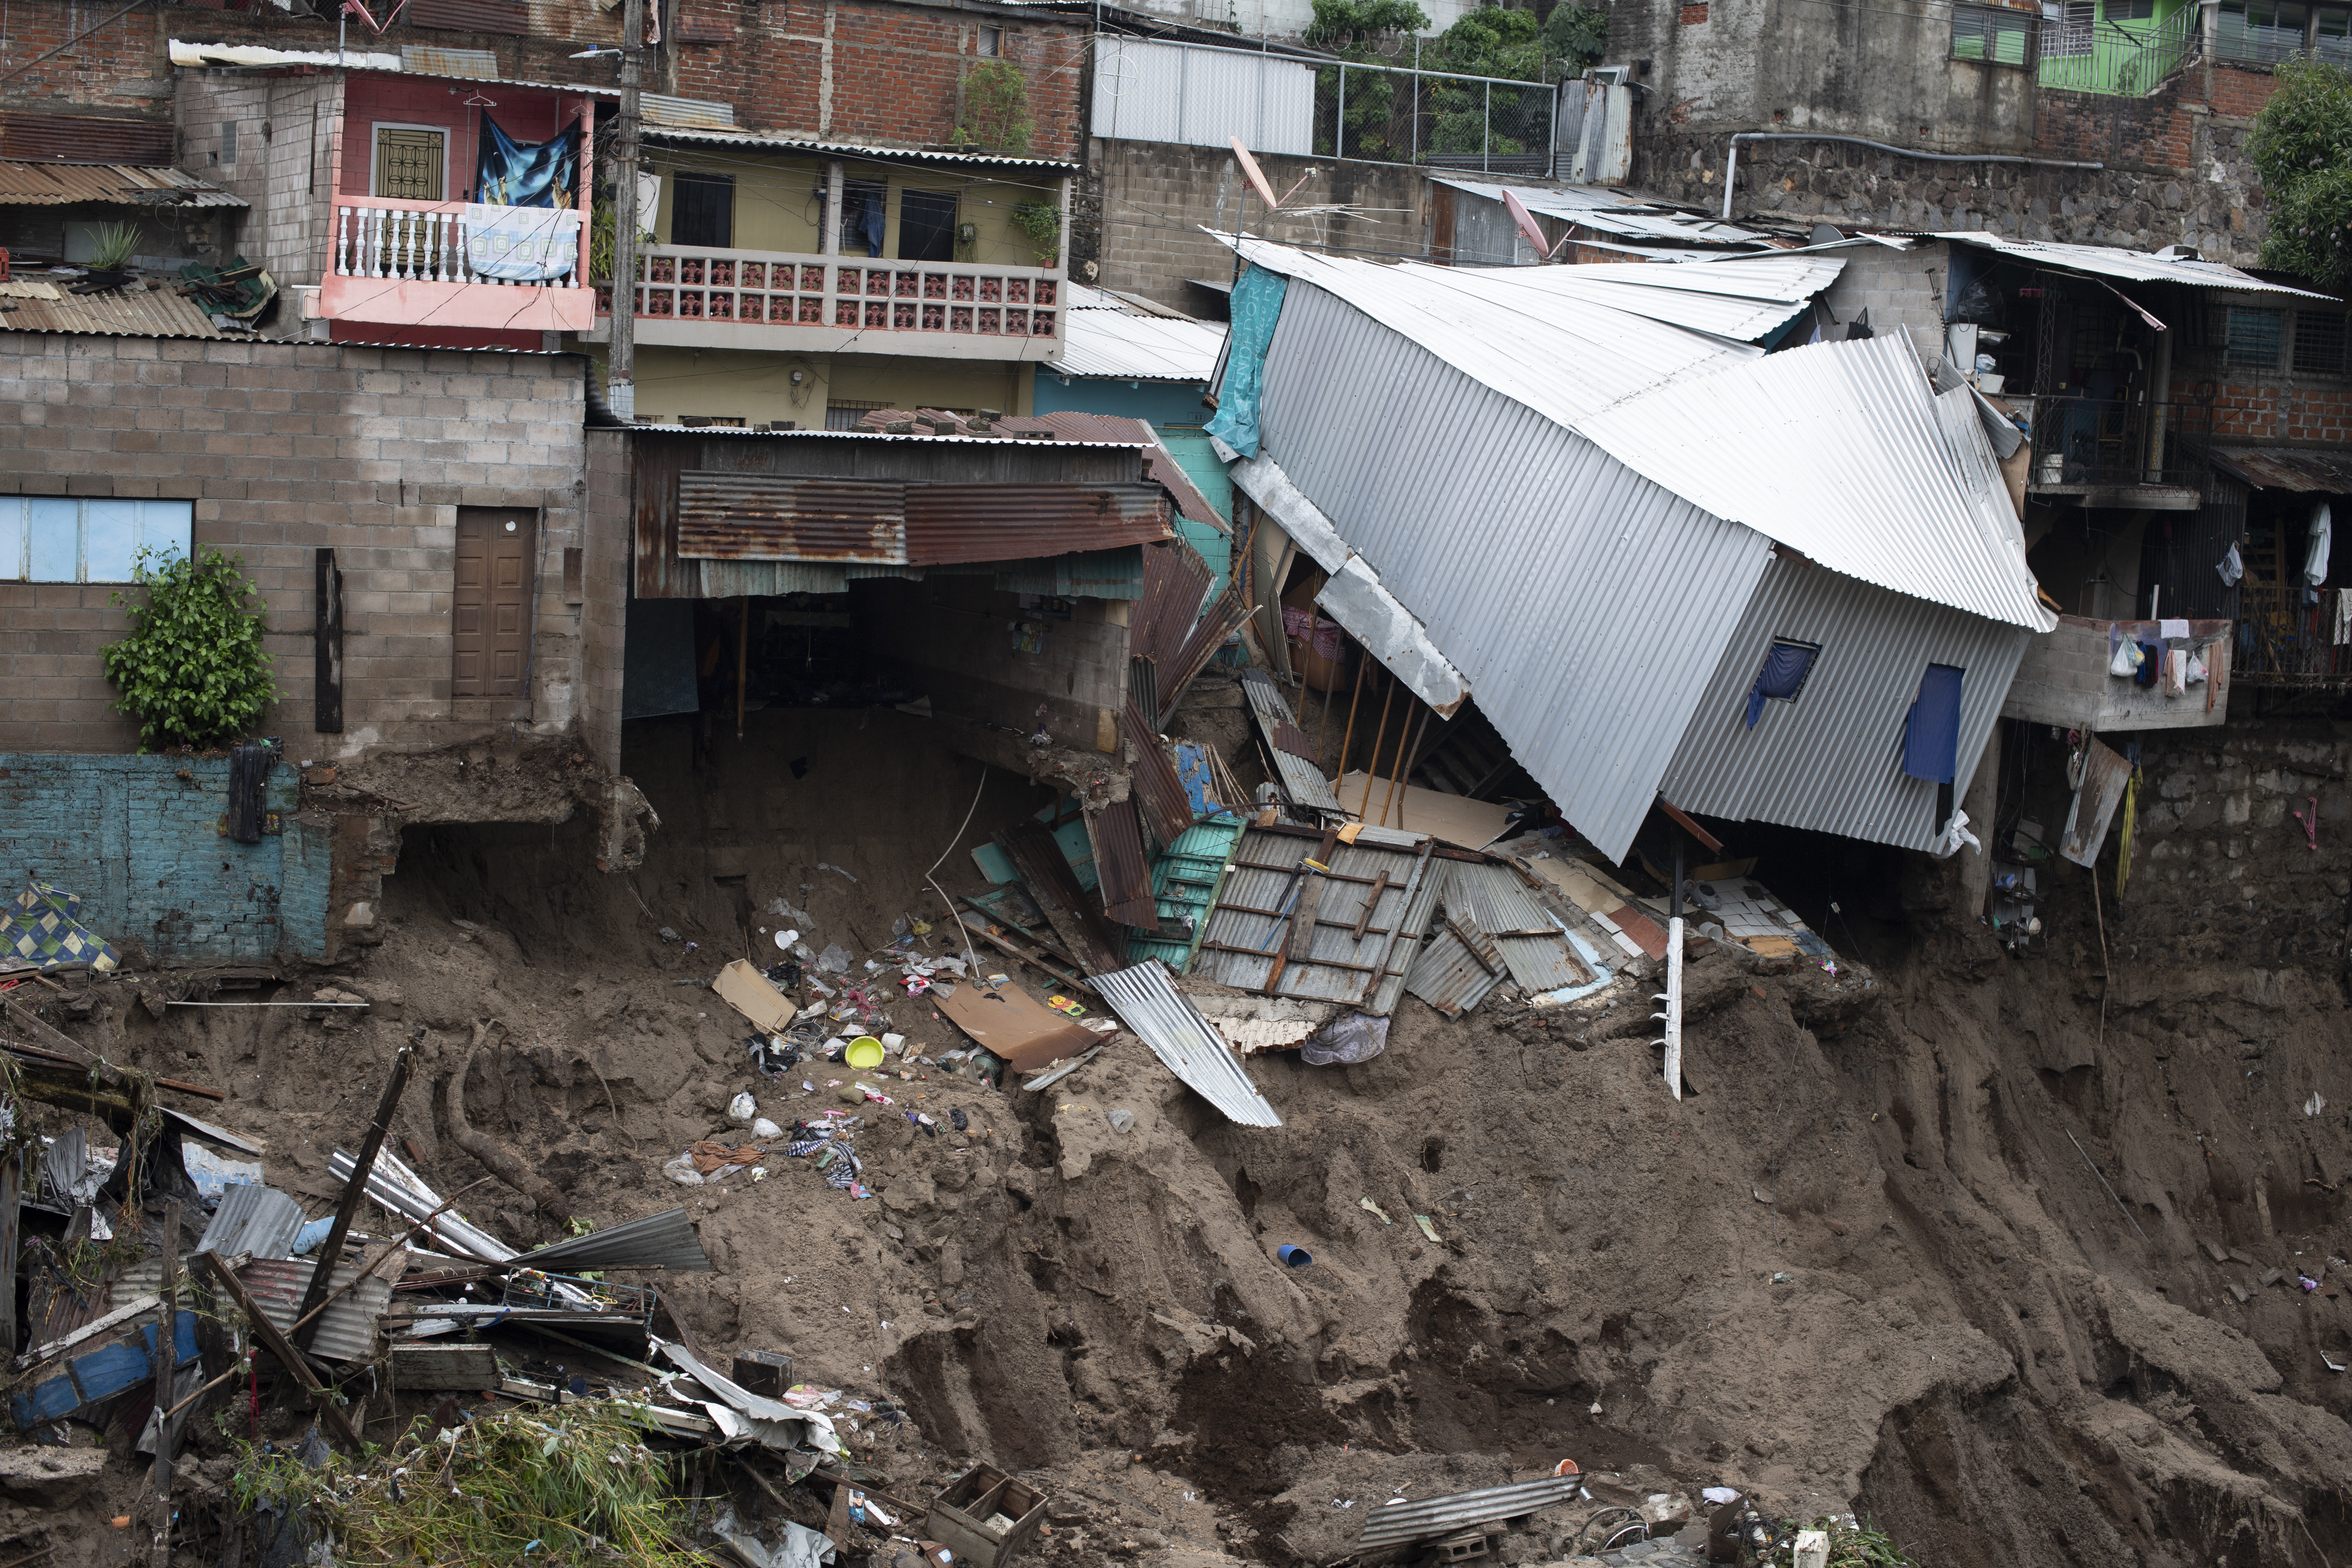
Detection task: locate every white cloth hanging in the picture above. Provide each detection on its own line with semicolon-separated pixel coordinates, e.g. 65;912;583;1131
2303;501;2333;588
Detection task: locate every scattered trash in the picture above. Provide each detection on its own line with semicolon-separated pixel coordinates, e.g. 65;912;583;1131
845;1036;886;1069
817;863;860;883
2324;1350;2346;1374
1105;1108;1135;1133
818;945;854;975
727;1092;758;1127
1277;1244;1313;1267
1301;1012;1388;1067
1358;1198;1394;1225
2307;1091;2327;1117
752;1117;783;1139
1413;1215;1442;1244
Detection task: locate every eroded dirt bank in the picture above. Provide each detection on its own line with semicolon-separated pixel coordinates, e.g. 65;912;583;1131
17;701;2352;1568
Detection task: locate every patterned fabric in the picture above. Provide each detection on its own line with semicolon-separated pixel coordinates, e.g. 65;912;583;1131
1203;263;1288;460
0;881;119;973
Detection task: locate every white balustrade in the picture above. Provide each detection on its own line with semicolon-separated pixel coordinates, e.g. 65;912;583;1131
333;201;581;289
596;244;1062;341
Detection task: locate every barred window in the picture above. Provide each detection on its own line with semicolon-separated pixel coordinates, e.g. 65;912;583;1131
1954;1;2036;60
2226;306;2284;370
2040;0;2094;53
2294;310;2348;376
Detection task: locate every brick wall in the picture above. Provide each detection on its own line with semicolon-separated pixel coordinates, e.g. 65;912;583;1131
0;1;172;119
2178;374;2352;444
0;751;332;965
0;333;590;759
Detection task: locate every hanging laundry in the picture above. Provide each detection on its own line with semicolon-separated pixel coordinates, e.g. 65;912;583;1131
2162;648;2187;697
2217;542;2244;587
2132;641;2162;687
1902;664;1963;784
2303;500;2333;588
2335;588;2352;646
474;116;581;208
2158;617;2189;640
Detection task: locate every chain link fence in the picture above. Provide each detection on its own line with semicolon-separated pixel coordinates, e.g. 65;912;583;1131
1314;59;1558;174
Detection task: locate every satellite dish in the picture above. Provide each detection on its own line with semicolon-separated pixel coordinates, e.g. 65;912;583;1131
1502;187;1570;261
1231;137;1282;213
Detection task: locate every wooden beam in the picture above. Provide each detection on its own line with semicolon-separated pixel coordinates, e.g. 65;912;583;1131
315;547;343;735
1350;870;1390;942
199;1253;363;1449
293;1046;410;1352
1655;797;1724;855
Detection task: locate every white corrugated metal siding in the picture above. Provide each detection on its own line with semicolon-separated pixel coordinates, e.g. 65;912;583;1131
1048;308;1226;383
1092;38;1314;156
1658;555;2029;850
1256;280;1772;862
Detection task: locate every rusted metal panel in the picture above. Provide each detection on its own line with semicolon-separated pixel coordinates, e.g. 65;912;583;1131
677;471;909;563
2208;444;2352;494
1094;802;1159;928
234;1258;393;1365
1448;862;1594;993
1126;699;1196;849
998;820;1128;973
0;114;171;166
1271;719;1314;758
1032;411;1225;535
1404;866;1507;1018
0;283;223;340
0;160;242;207
1136;536;1215;672
1192;827;1437;1012
904;484;1171;565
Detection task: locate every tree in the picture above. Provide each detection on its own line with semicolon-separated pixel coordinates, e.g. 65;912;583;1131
101;547;278;751
1541;3;1609;76
2248;56;2352;293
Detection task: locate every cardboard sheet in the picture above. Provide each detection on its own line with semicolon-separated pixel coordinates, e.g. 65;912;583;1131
935;979;1098;1071
1335;773;1514;851
713;959;795;1034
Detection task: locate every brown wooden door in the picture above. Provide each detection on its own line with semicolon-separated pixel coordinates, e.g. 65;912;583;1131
452;508;535;697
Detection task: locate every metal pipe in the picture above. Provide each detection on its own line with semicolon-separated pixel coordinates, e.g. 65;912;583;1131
1719;132;2105;223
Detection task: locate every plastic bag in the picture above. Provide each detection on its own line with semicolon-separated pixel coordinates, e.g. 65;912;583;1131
1301;1012;1388;1066
727;1091;757;1126
2109;637;2142;678
663;1155;705;1186
2187;651;2208;685
817;944;853;974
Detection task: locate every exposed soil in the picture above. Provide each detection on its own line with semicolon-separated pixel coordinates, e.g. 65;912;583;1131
7;701;2352;1568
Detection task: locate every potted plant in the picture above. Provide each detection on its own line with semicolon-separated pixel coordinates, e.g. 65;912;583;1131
81;222;141;288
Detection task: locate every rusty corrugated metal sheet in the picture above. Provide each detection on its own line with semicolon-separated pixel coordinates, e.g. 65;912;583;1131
0;115;172;166
0;281;223;340
0;160;244;207
677;471;908;562
1136;536;1214;672
234;1258;394;1365
904;484;1170;566
1034;411;1226;535
1402;864;1507;1018
1126;698;1195;848
1191;825;1439;1012
1094;802;1158;928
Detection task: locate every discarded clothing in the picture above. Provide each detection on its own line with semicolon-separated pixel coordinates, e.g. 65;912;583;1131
686;1140;768;1176
462;203;582;282
2133;641;2161;688
473;114;581;208
0;879;119;974
1901;664;1963;784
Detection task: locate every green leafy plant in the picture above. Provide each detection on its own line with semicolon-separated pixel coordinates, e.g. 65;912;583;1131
2249;56;2352;292
1303;0;1427;53
957;58;1033;153
1541;3;1609;76
101;546;278;752
1763;1518;1922;1568
89;221;141;271
1012;199;1062;264
232;1399;698;1565
589;199;655;285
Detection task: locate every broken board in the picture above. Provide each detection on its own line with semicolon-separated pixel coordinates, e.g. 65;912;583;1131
935;980;1099;1072
391;1342;501;1389
1336;773;1515;852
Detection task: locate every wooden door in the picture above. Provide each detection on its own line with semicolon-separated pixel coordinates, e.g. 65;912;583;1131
452;508;535;698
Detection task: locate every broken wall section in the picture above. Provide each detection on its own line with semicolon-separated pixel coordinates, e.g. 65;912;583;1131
0;751;330;966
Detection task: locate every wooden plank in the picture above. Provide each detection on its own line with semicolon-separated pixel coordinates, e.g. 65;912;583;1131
294;1047;410;1352
389;1342;500;1389
996;821;1125;974
149;1201;180;1567
1656;796;1724;855
314;547;343;735
1350;870;1390;941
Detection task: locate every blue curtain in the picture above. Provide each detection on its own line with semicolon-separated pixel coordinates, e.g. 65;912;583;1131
1744;640;1818;728
474;116;581;208
1903;664;1964;783
1203;264;1288;459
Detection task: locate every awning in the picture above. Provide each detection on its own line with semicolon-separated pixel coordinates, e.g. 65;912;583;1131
2207;444;2352;494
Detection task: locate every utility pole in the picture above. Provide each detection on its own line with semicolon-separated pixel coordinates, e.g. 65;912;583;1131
607;0;642;420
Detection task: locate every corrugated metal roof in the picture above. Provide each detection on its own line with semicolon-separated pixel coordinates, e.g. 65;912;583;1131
1091;961;1281;1127
678;472;909;561
2207;444;2352;493
1447;861;1595;993
196;1184;307;1262
330;1147;514;1264
1046;307;1226;382
1411;253;1846;343
1436;178;1768;244
1239;670;1342;812
170;39;620;97
1236;237;1761;427
509;1207;711;1273
1254;279;1773;863
641;124;1076;172
1125;816;1244;970
1575;333;2053;631
231;1257;393;1364
1935;231;2336;299
640;93;735;129
1031;411;1226;534
1353;1475;1589;1552
905;483;1170;564
1127;698;1198;848
398;44;499;79
1658;550;2029;853
1190;826;1438;1010
1402;863;1505;1018
0;161;244;208
0;281;224;339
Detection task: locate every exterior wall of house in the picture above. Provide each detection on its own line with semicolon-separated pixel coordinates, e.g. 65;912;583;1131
176;71;347;292
645;148;1054;272
600;347;1034;426
0;751;331;966
1813;240;1954;368
0;334;589;759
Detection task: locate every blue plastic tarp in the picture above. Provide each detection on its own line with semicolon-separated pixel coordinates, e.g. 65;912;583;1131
1203;265;1288;460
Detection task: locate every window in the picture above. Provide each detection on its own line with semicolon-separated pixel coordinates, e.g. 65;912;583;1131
373;125;447;201
0;499;191;583
2319;4;2350;63
221;119;238;167
2041;0;2094;53
825;400;886;431
1903;665;1965;785
2104;0;2154;18
838;179;886;258
2218;0;2308;59
2226;305;2284;369
1743;638;1821;728
671;173;734;248
2295;310;2348;376
1953;3;2035;60
897;189;959;263
977;24;1002;54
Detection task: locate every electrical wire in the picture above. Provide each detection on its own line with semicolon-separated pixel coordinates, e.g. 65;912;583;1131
925;765;992;975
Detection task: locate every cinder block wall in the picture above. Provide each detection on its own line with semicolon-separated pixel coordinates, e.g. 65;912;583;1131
0;752;331;965
0;333;590;759
1813;240;1954;369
